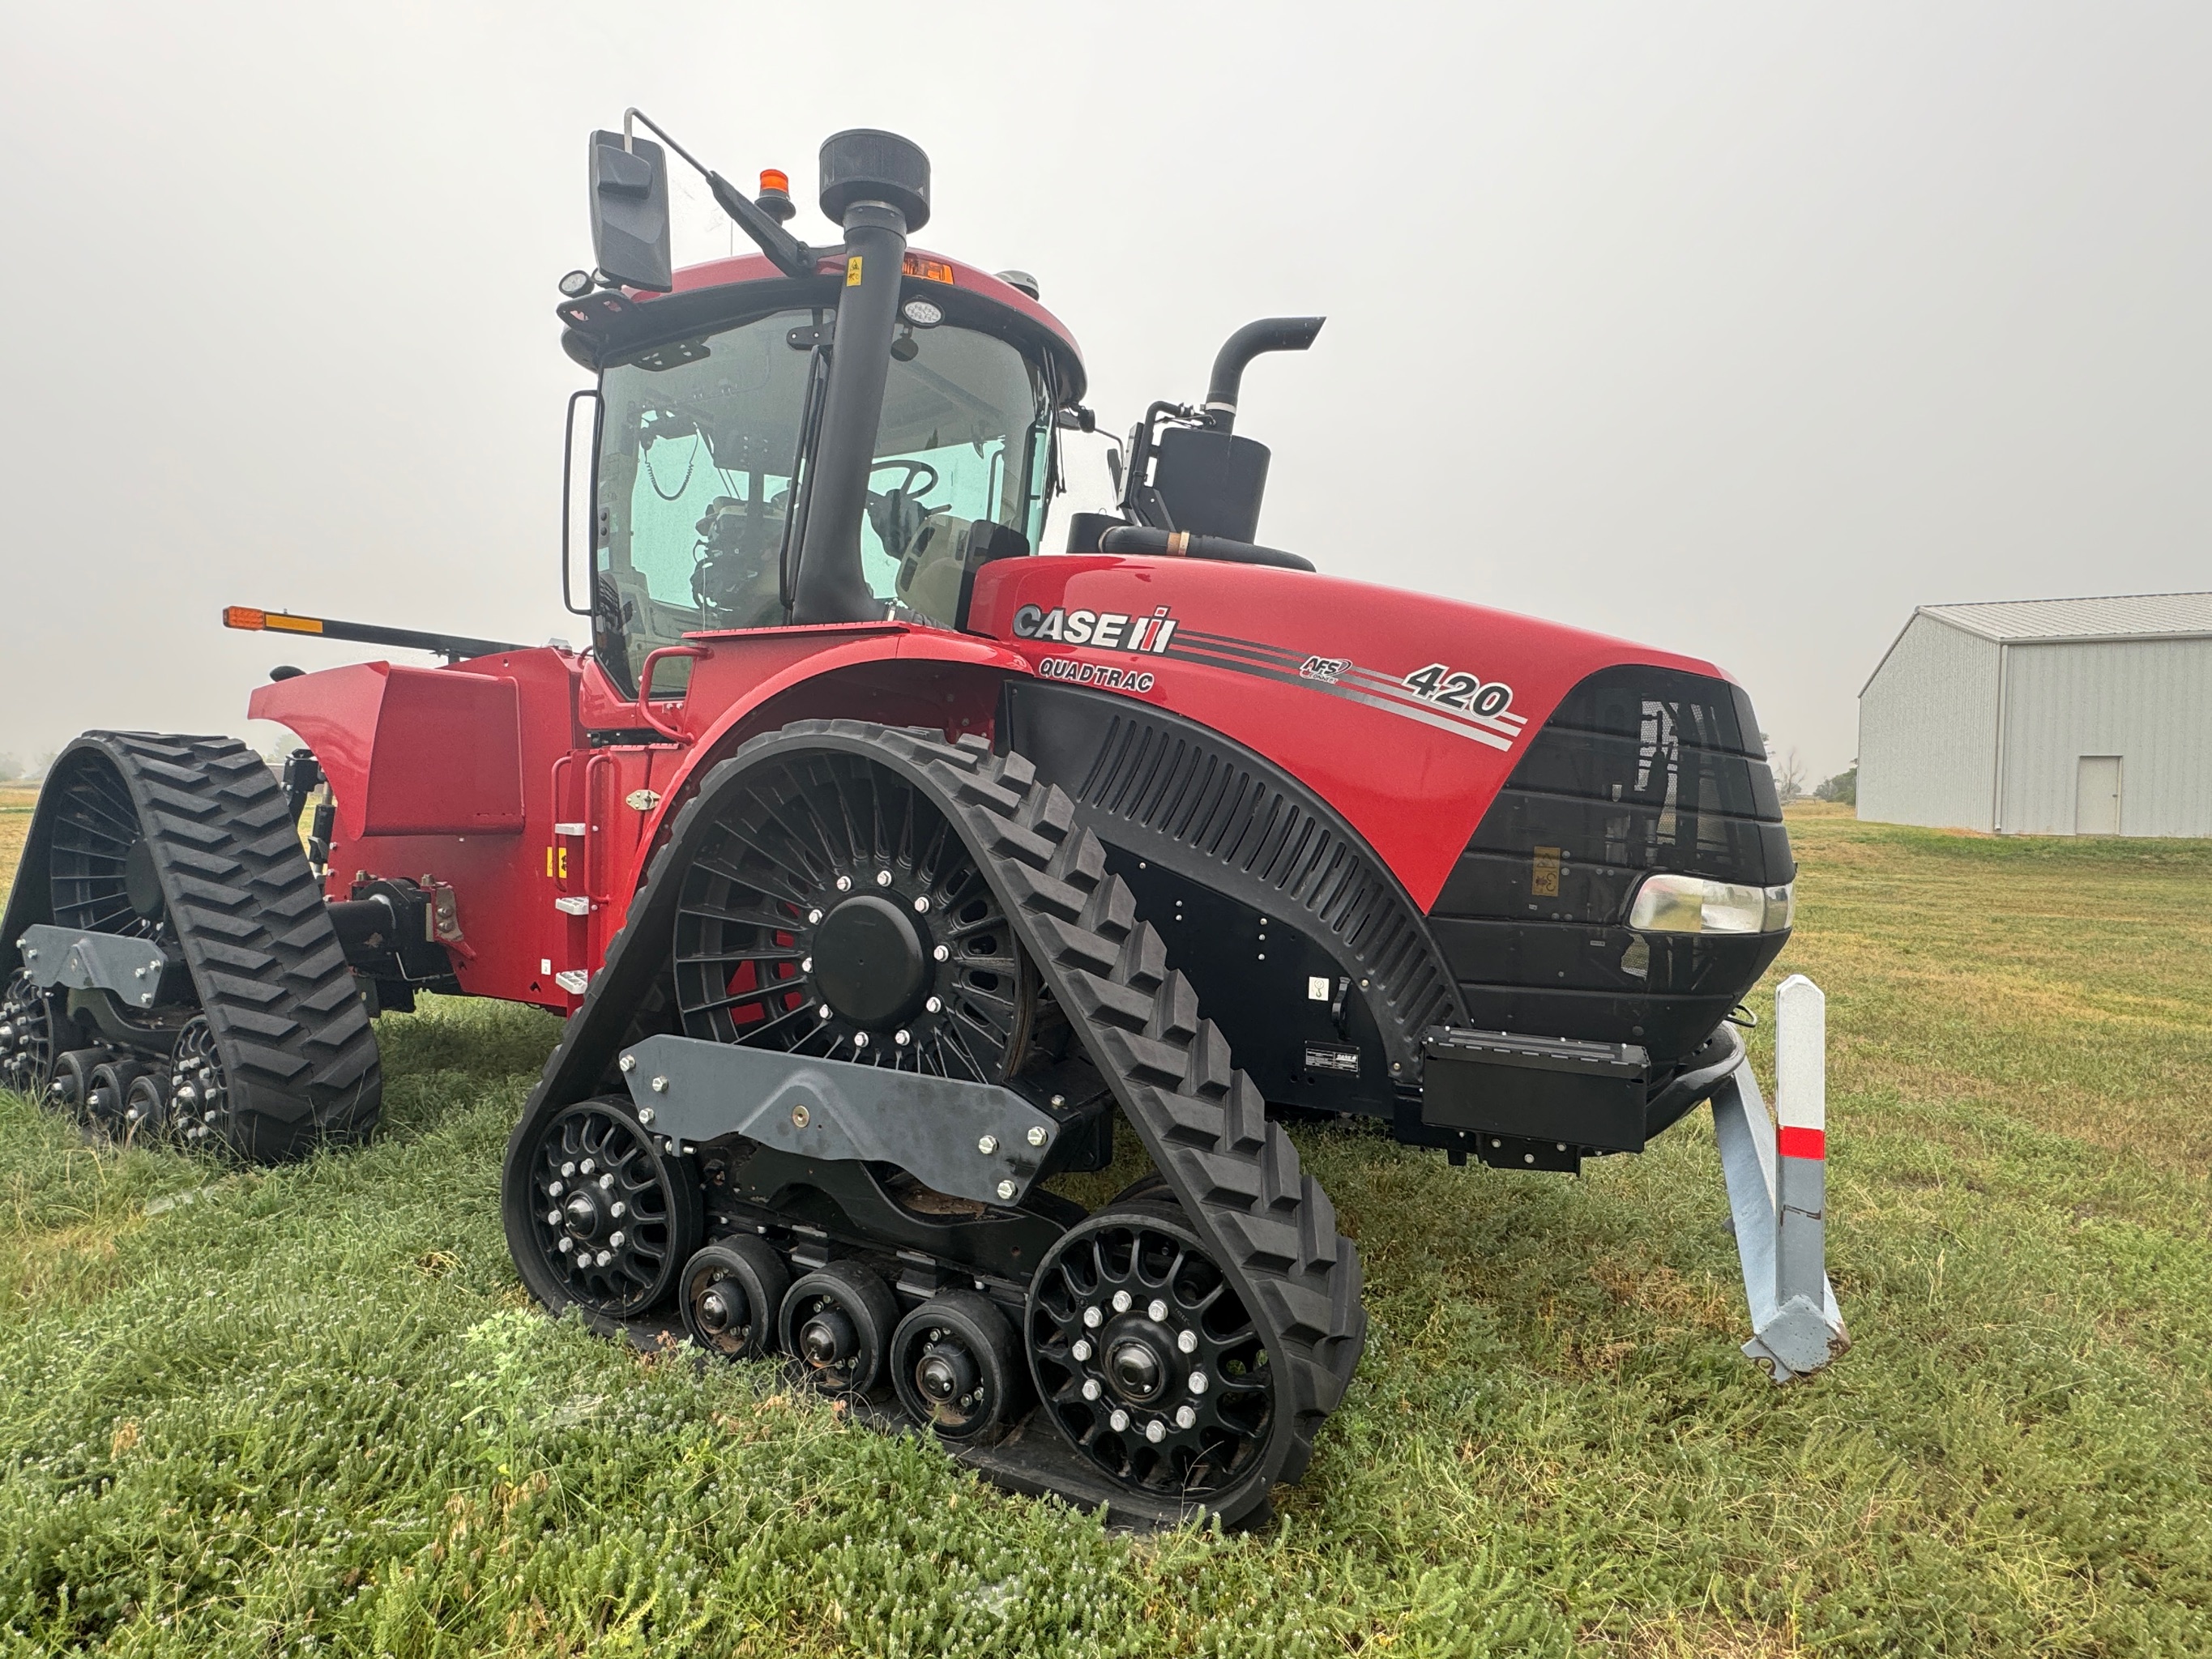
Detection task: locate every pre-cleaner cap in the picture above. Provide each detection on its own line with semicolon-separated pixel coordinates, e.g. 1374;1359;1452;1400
818;129;930;231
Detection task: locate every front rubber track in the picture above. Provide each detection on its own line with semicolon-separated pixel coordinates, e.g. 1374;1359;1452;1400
2;732;379;1159
511;722;1365;1526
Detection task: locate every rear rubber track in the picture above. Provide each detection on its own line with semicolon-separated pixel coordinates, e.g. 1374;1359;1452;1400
525;722;1364;1516
20;733;380;1158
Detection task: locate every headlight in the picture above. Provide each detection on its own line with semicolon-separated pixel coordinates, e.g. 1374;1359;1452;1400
1628;872;1794;934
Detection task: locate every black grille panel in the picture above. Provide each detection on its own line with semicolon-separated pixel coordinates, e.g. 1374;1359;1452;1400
1429;664;1792;1063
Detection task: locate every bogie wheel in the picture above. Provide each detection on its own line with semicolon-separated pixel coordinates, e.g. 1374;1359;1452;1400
51;1049;105;1119
0;973;58;1100
781;1262;899;1397
506;1096;703;1318
121;1072;171;1138
891;1290;1023;1442
680;1237;791;1360
86;1060;152;1131
1028;1203;1275;1502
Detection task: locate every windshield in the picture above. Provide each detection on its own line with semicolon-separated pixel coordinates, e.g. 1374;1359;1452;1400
593;305;1053;694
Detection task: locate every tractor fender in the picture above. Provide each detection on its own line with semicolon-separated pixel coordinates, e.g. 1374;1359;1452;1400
626;628;1035;880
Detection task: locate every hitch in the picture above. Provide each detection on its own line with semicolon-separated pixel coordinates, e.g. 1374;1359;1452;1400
1710;974;1849;1381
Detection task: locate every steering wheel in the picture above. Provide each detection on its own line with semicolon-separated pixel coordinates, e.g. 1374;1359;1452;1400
868;459;938;500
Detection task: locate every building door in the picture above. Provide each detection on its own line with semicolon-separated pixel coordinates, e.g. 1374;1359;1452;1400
2075;756;2122;836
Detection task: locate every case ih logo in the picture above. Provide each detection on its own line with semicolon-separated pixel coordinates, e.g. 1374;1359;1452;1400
1011;604;1179;654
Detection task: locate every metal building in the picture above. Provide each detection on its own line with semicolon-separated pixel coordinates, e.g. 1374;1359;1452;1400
1858;592;2212;837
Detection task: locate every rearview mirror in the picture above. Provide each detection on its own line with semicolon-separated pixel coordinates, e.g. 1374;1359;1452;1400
588;130;673;294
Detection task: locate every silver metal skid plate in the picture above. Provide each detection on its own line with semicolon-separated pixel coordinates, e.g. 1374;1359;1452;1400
618;1034;1062;1207
16;923;172;1009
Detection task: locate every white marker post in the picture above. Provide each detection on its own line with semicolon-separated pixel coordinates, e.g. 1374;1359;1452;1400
1710;974;1849;1381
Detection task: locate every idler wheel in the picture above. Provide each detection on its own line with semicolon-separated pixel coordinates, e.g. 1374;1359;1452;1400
86;1060;152;1129
121;1070;171;1137
50;1049;106;1119
890;1290;1023;1442
780;1261;899;1396
507;1095;702;1318
680;1237;792;1361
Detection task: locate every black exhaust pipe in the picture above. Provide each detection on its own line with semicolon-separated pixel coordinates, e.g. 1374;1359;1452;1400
1202;316;1324;435
789;130;932;625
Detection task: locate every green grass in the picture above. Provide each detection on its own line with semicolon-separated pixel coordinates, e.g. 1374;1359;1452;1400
2;805;2210;1656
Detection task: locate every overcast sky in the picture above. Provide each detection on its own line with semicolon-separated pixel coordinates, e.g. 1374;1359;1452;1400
4;2;2206;782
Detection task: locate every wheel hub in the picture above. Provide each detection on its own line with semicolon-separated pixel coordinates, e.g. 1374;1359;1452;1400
812;895;929;1026
1107;1327;1170;1403
697;1278;744;1336
562;1191;604;1241
801;1306;857;1367
122;837;166;921
916;1339;980;1404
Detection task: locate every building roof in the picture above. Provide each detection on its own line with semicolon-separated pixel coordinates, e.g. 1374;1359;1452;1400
1861;591;2212;696
1919;591;2212;643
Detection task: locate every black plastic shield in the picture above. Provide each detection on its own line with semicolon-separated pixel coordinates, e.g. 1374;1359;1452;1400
588;131;673;294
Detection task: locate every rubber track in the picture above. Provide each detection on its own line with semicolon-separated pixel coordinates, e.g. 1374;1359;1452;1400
522;721;1366;1502
58;733;379;1160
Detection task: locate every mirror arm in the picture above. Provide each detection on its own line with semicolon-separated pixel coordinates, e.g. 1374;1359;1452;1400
624;108;821;279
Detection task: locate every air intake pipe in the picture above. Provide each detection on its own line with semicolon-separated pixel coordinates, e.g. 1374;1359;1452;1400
790;130;931;625
1202;317;1325;435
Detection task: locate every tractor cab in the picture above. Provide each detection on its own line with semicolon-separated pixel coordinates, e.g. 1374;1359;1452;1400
562;247;1085;699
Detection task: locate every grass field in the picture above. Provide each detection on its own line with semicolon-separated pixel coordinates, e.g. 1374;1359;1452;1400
2;799;2209;1656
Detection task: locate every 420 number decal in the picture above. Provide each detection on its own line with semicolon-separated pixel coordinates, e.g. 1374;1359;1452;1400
1403;663;1513;718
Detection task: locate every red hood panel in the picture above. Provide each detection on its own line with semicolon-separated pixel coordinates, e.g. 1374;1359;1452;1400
968;556;1728;908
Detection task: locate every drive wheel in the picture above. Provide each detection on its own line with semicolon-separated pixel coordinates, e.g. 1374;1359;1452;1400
506;1095;702;1318
1027;1202;1275;1502
0;973;58;1101
670;748;1040;1081
680;1237;790;1360
891;1290;1023;1442
781;1262;899;1397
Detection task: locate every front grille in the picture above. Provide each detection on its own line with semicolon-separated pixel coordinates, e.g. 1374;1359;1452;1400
1427;665;1792;1063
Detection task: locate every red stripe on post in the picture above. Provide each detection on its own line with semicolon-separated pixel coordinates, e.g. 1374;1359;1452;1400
1777;1124;1826;1161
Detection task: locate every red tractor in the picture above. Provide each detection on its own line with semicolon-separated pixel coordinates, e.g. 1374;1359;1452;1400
0;117;1843;1526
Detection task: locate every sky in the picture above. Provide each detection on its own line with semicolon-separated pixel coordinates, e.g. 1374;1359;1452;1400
2;2;2206;784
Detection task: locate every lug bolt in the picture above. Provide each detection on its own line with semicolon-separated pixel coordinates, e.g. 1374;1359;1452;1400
557;1238;573;1254
1145;1419;1166;1444
1111;1290;1132;1313
835;876;852;892
562;1161;577;1177
547;1180;564;1197
579;1159;595;1175
618;1054;636;1073
1147;1299;1168;1321
1083;1306;1103;1329
1177;1329;1198;1354
599;1173;614;1190
925;996;942;1013
875;870;891;887
1108;1409;1129;1432
609;1230;626;1247
853;1031;869;1048
1188;1371;1209;1394
1081;1378;1101;1401
1176;1405;1197;1429
1071;1338;1092;1362
977;1134;998;1155
913;896;930;913
595;1250;613;1268
932;945;950;963
996;1179;1017;1201
818;1005;832;1021
801;956;813;972
545;1209;561;1226
895;1029;910;1046
808;909;823;924
610;1201;626;1218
